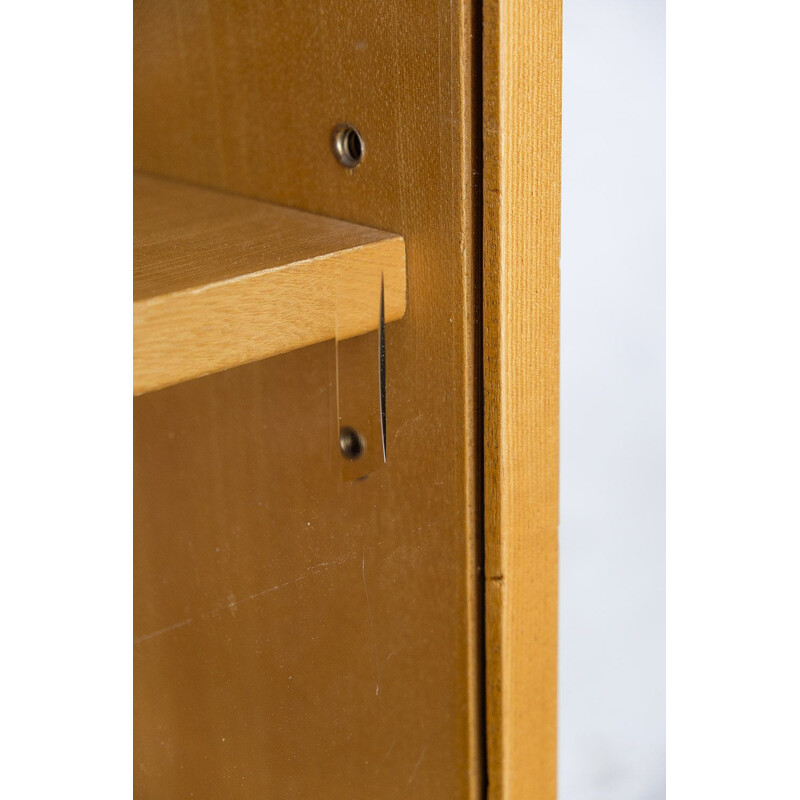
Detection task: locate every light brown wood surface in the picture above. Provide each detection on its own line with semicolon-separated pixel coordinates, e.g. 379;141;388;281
483;0;562;798
134;1;482;798
133;173;406;394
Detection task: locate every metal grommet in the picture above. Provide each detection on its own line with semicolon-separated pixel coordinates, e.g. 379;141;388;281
331;124;364;168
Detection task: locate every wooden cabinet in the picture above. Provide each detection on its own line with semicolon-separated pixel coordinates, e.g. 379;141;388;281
133;2;559;797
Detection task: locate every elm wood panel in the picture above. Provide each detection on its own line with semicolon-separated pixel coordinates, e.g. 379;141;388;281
133;173;406;394
483;0;562;798
134;1;482;798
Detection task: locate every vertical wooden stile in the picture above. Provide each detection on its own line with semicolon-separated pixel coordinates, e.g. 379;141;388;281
483;0;562;798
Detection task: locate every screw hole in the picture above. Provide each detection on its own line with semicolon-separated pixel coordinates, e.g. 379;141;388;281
339;426;365;460
332;124;364;168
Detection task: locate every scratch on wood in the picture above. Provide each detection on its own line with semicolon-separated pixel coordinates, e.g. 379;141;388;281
406;746;427;787
361;547;382;697
134;617;193;644
377;738;396;770
218;552;359;613
391;411;423;446
134;553;357;645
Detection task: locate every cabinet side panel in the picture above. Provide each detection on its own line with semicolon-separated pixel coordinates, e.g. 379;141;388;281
133;1;482;797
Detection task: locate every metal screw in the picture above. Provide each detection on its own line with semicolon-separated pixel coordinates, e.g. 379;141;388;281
339;426;365;460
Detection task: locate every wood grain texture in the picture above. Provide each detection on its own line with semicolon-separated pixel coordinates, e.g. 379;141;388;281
134;1;482;797
483;0;562;798
133;173;406;394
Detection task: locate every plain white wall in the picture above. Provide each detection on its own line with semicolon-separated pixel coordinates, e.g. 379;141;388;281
560;1;665;798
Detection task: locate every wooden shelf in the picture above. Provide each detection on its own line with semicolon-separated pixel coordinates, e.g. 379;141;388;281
134;173;406;395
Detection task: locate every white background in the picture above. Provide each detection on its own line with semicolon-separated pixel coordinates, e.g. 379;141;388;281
560;1;665;797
